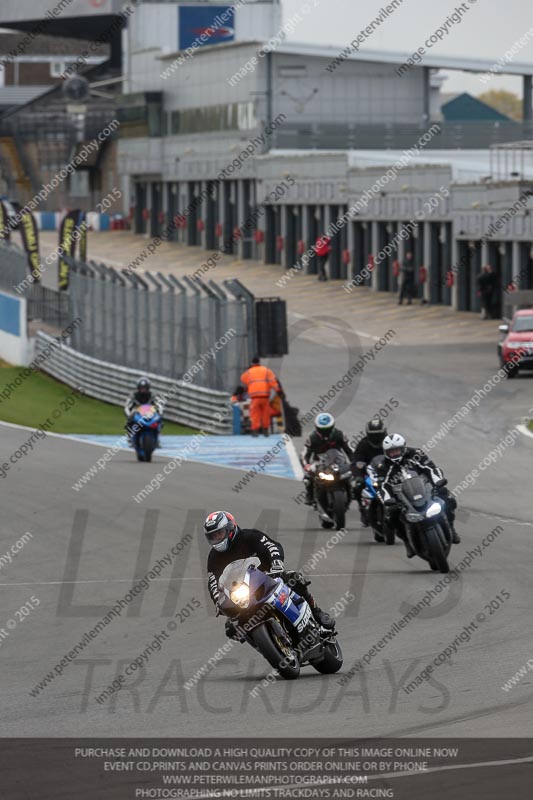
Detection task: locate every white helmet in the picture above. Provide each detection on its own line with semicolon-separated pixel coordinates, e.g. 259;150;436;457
315;412;335;438
383;433;406;462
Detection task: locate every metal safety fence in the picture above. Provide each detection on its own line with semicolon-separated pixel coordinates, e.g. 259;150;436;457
0;242;74;329
67;260;251;390
0;242;253;391
34;331;232;433
0;241;29;293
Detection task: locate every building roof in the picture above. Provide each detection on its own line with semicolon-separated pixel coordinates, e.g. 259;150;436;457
0;85;48;108
0;31;108;57
273;42;533;77
268;147;533;182
442;92;512;122
164;39;533;77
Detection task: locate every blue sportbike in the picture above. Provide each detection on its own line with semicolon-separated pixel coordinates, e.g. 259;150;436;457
218;558;343;680
361;455;393;544
131;403;162;462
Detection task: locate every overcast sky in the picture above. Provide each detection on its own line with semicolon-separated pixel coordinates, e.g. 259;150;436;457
281;0;533;96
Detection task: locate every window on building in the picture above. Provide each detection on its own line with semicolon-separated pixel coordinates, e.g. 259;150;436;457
168;102;257;135
50;62;66;78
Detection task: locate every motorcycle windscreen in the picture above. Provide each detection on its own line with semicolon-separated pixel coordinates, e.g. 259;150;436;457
138;404;156;418
319;448;350;470
218;557;260;595
401;475;431;508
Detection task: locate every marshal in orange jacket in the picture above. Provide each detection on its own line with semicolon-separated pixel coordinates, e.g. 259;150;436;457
240;360;280;434
240;363;279;398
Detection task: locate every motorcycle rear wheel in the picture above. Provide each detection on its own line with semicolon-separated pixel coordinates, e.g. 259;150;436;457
250;623;300;680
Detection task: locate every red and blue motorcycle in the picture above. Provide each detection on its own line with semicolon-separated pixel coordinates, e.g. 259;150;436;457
131;403;162;462
218;557;343;680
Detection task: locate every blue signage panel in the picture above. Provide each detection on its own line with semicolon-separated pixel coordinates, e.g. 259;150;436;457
178;5;235;51
0;291;21;336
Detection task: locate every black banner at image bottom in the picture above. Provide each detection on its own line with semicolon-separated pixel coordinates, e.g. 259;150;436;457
0;738;531;800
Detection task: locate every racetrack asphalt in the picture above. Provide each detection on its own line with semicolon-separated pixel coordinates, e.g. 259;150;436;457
1;320;532;742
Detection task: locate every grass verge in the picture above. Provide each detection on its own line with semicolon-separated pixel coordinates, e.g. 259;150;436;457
0;364;198;435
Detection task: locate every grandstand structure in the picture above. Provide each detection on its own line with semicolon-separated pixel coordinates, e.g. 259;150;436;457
1;1;533;313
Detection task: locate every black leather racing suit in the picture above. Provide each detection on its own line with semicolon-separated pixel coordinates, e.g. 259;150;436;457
124;390;163;437
378;448;457;543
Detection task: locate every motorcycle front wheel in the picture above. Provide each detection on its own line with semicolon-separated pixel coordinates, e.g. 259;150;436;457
311;639;343;674
332;490;346;531
384;524;395;546
134;436;145;462
139;431;156;463
425;525;449;573
250;623;300;680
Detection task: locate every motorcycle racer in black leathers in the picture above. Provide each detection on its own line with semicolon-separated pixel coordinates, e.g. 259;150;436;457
124;377;164;445
204;511;335;637
352;417;388;526
300;413;354;506
378;433;460;556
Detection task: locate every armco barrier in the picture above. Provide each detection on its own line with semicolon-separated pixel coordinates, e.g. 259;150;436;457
34;331;232;434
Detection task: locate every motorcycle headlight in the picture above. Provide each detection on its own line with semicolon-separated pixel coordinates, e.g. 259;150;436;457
318;472;334;481
426;502;442;518
230;584;250;607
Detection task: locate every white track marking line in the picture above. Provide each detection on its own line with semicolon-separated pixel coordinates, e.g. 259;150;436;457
182;754;533;800
469;508;533;528
286;438;304;479
0;419;125;450
0;578;202;587
0;572;390;588
290;312;398;345
360;753;533;782
517;423;533;440
0;421;298;481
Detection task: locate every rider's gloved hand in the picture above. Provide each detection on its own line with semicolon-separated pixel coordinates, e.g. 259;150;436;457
435;483;457;509
283;570;310;589
268;559;285;576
